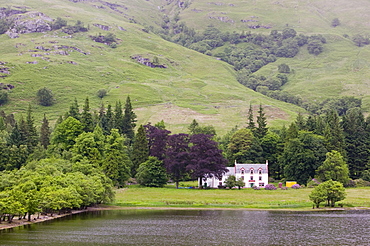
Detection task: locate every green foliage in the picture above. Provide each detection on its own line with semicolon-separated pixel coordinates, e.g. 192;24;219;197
51;117;83;151
235;177;245;189
90;33;117;45
97;89;107;98
131;125;149;176
62;20;88;34
309;180;346;208
352;34;369;47
136;156;168;187
51;17;67;30
224;175;236;189
37;87;54;106
278;64;290;73
0;91;8;105
316;151;349;184
331;18;340;27
227;128;254;163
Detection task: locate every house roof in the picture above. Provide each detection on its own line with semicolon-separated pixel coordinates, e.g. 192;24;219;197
225;163;268;175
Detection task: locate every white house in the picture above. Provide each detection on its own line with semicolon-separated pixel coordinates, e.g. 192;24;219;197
203;161;269;188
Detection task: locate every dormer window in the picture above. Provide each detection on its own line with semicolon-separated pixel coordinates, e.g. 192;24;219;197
241;169;244;174
258;169;262;175
250;169;254;175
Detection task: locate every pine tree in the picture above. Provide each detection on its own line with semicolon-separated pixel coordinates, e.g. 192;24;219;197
255;104;268;139
122;96;137;140
323;110;345;155
106;104;114;133
68;98;80;120
247;103;255;130
40;114;51;149
114;101;124;134
98;103;109;135
188;119;199;135
25;104;38;149
131;125;149;177
8;122;22;147
295;113;305;131
81;97;94;132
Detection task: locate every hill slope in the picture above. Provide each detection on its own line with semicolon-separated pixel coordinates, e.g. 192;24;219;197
1;0;370;134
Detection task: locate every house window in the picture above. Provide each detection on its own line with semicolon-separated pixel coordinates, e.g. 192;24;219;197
258;169;262;175
259;176;262;181
250;176;254;181
241;176;244;180
241;169;244;174
219;182;223;186
259;182;265;187
250;169;254;175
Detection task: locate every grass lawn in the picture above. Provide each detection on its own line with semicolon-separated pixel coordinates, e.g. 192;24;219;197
112;184;370;210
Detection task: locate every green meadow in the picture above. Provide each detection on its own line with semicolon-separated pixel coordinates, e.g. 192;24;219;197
113;185;370;210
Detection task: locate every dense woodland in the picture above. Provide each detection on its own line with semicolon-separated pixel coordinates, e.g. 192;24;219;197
1;94;370;221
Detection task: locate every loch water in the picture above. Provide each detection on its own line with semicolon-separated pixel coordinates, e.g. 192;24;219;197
0;209;369;245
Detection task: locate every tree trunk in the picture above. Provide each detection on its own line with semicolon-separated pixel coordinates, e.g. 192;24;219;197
28;213;31;222
176;181;179;189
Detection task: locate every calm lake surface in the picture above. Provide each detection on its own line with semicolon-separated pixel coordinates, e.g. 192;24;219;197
0;209;369;246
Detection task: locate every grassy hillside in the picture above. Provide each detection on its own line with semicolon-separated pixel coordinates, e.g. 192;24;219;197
160;0;370;112
0;0;303;135
2;0;370;135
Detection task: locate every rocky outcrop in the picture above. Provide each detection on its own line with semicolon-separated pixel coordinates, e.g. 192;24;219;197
93;23;110;31
0;83;14;90
5;12;53;38
131;55;167;68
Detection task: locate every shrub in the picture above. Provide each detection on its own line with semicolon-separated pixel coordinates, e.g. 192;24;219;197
252;185;260;190
37;87;54;106
291;184;301;189
354;179;370;187
0;91;8;105
264;184;277;190
97;89;107;98
307;178;321;188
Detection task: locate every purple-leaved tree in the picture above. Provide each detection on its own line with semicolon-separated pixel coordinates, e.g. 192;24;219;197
187;134;228;188
164;133;190;188
144;123;171;161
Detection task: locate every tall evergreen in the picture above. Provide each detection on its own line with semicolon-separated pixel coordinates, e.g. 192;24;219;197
323;110;345;155
247;103;255;130
25;104;38;149
68;98;80;120
131;125;149;177
0;115;5;131
8;122;22;147
295;113;305;131
81;97;94;132
114;101;124;134
342;108;369;178
40;114;51;149
255;104;268;139
122;96;137;140
98;103;109;135
106;104;114;133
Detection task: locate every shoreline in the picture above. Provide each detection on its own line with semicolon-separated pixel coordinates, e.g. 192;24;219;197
1;205;370;231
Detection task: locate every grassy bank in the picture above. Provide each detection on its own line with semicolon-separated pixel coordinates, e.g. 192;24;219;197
113;185;370;210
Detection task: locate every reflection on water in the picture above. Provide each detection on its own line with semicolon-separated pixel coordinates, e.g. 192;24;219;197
0;209;369;245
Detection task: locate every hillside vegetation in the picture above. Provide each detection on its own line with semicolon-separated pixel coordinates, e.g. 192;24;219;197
1;0;370;134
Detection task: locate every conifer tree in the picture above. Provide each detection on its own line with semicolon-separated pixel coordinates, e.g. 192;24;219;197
323;110;345;155
247;103;255;130
255;104;268;139
8;122;22;147
40;114;51;149
81;97;94;132
68;98;80;120
25;104;38;149
131;125;149;177
98;103;109;135
188;119;199;135
106;104;114;133
114;101;124;134
122;96;137;140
